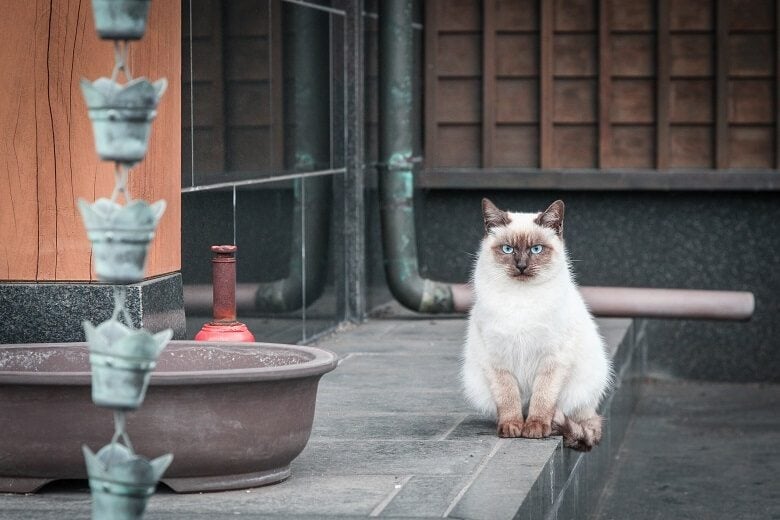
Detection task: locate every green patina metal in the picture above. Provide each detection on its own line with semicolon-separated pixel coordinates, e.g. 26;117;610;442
91;0;151;41
255;5;331;313
83;444;172;520
80;78;167;166
79;2;172;517
78;198;166;283
378;0;454;313
84;319;172;411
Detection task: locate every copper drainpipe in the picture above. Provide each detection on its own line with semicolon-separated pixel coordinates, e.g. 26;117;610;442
194;245;256;342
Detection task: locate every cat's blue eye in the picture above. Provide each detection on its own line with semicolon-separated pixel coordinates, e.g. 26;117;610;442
530;244;543;254
501;244;514;254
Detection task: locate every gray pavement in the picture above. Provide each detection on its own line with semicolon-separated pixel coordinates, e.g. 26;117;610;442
0;317;632;520
592;379;780;520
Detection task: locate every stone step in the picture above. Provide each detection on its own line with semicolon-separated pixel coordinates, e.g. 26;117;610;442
0;317;643;520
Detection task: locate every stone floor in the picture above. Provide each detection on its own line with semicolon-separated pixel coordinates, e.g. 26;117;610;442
0;316;633;519
593;379;780;520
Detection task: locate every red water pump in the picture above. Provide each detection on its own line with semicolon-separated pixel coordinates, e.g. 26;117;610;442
195;245;256;342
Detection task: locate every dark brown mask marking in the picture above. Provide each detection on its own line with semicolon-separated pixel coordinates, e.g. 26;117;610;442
482;198;510;235
534;200;565;237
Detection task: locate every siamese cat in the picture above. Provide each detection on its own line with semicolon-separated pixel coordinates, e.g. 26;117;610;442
462;199;612;451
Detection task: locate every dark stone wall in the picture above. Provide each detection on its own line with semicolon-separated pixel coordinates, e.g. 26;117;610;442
0;274;186;343
413;190;779;382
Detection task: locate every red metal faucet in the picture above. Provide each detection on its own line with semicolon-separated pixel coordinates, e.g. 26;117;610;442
195;245;256;342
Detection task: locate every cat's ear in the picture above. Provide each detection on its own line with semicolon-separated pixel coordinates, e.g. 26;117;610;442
535;200;565;236
482;198;509;234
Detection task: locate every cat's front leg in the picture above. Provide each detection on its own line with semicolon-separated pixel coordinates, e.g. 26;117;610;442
487;368;524;438
522;360;566;439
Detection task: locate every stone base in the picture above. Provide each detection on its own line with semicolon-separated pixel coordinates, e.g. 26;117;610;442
0;273;185;343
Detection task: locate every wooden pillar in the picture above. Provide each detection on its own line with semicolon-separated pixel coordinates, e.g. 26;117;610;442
540;0;554;168
424;0;438;168
656;0;670;170
598;0;612;168
482;0;496;168
715;0;729;168
0;0;181;282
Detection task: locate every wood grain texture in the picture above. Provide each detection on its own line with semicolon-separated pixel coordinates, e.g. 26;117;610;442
482;0;496;167
420;0;776;172
424;0;438;168
599;0;612;167
716;0;729;168
540;0;554;168
657;0;670;169
0;0;181;281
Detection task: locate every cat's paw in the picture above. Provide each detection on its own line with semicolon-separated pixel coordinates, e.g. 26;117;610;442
521;417;552;438
497;418;524;438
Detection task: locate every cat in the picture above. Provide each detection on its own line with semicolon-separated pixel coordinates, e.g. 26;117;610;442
461;198;612;451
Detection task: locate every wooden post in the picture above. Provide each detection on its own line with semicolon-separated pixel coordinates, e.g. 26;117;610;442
540;0;554;168
776;0;780;169
716;0;729;168
0;0;181;282
598;0;612;168
424;0;438;168
482;0;496;168
656;0;670;169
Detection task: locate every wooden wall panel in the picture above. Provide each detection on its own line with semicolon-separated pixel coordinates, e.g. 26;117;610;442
670;35;713;77
496;80;538;122
437;0;481;31
496;0;538;30
0;0;181;282
670;80;714;122
612;126;656;166
437;80;482;123
439;34;482;76
553;127;598;166
437;126;481;166
669;0;714;30
612;35;655;77
495;126;538;166
496;35;538;76
611;80;655;123
670;126;714;166
423;0;778;172
554;35;597;76
554;80;598;123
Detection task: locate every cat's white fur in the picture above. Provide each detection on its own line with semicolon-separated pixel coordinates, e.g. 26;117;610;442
462;202;612;447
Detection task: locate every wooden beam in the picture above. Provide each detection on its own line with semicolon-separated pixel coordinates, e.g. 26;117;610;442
776;0;779;169
420;168;780;191
424;0;438;168
716;0;729;169
482;0;496;168
656;0;670;169
598;0;611;168
540;0;554;168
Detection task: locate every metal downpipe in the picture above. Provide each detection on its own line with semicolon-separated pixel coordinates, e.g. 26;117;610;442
378;0;471;313
255;4;331;313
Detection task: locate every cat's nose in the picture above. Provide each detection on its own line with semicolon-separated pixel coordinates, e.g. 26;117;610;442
516;262;527;273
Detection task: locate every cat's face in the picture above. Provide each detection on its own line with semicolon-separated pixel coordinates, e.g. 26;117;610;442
480;198;566;284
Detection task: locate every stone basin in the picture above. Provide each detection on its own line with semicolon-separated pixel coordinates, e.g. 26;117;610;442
0;341;337;493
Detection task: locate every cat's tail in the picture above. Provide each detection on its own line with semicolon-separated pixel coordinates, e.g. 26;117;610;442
551;410;602;452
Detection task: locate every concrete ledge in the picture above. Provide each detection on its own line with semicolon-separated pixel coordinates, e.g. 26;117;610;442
0;317;640;519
